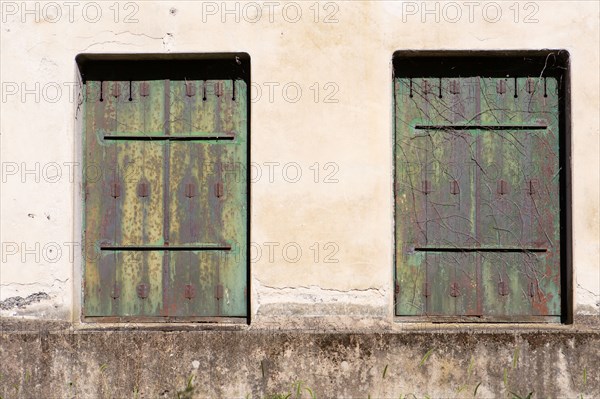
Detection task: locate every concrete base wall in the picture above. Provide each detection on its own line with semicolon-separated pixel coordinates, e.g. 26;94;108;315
1;320;599;398
1;0;599;324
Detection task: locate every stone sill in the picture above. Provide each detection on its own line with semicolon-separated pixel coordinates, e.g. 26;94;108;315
1;315;599;334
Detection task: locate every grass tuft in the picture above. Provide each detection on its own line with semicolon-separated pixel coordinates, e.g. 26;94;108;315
419;348;435;367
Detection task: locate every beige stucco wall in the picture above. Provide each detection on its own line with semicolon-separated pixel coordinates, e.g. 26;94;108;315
0;0;598;324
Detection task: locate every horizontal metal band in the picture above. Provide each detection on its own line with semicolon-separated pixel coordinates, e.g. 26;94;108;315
100;245;232;251
414;125;547;131
414;247;547;253
103;134;235;141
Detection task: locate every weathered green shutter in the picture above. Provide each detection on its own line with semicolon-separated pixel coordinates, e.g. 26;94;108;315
83;79;247;319
395;77;560;320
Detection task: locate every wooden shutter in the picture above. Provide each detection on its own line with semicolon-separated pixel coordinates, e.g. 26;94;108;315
83;79;248;319
395;77;560;320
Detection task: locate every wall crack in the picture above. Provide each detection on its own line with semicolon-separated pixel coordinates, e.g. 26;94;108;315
257;282;385;296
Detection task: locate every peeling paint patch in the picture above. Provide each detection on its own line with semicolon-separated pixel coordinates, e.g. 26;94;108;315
163;33;174;52
576;283;600;315
0;292;50;310
254;280;388;318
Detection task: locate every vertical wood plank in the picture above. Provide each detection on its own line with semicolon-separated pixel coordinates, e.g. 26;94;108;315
84;80;167;317
83;80;102;315
167;80;247;317
395;78;427;315
219;80;248;316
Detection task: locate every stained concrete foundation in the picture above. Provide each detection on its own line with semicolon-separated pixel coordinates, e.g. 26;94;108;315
1;319;599;398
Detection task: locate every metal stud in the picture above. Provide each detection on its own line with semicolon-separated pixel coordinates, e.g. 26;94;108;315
526;78;535;94
184;183;196;198
528;179;538;196
110;182;121;199
184;284;196;299
215;284;224;300
498;280;509;296
497;80;507;95
451;180;460;195
111;285;121;300
111;83;121;98
422;180;432;195
185;81;195;97
422;80;431;95
449;80;460;95
497;179;508;195
528;281;536;298
140;82;150;97
449;282;460;297
215;182;224;198
423;282;430;297
137;182;149;198
214;81;224;97
137;283;149;299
